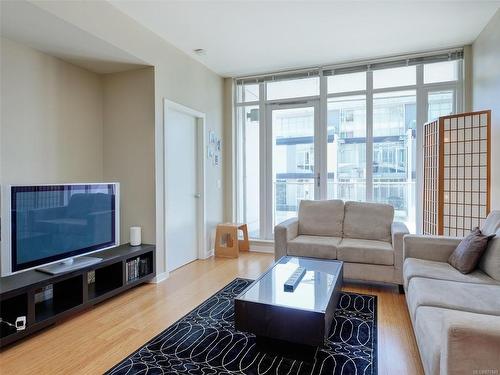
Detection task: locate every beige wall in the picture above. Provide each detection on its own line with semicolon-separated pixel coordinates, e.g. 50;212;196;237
472;9;500;210
0;5;225;276
0;37;104;186
33;1;225;275
0;37;157;253
102;68;156;245
0;37;105;272
150;35;224;274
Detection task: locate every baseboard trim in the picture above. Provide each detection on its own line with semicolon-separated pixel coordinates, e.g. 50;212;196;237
150;271;169;284
249;240;274;254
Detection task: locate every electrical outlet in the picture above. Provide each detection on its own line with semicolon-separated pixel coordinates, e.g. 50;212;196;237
15;316;26;331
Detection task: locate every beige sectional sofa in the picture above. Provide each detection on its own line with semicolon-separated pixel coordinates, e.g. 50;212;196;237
403;210;500;375
274;199;409;286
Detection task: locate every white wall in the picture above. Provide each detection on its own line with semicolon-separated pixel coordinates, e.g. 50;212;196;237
32;1;225;276
223;78;235;222
0;37;104;186
472;9;500;210
102;67;156;245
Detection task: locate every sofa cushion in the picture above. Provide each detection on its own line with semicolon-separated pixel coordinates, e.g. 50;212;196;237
478;210;500;281
448;227;495;274
287;235;341;260
403;258;498;289
413;307;443;375
481;210;500;236
478;236;500;281
343;201;394;242
407;277;500;318
337;238;394;266
413;307;500;375
298;199;344;237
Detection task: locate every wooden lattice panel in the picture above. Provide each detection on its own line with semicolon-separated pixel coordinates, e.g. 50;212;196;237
422;110;491;236
441;111;490;237
423;120;440;235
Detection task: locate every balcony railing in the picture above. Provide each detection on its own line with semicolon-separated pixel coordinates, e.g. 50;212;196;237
273;180;416;230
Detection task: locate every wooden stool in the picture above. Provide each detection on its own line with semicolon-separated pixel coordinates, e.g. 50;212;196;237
215;223;250;258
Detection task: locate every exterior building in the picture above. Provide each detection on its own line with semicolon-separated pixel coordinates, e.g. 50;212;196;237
271;92;446;231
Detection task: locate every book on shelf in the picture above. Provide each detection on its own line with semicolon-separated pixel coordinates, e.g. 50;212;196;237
126;257;150;282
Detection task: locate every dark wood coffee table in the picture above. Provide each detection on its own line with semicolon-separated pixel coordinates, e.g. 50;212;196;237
234;256;343;358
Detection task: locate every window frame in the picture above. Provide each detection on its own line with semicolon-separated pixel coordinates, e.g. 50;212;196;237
235;60;464;238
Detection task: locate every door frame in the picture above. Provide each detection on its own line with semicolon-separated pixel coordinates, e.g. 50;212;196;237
163;99;207;274
264;99;320;239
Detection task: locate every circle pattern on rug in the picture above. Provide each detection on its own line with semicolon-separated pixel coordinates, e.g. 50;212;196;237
107;278;377;375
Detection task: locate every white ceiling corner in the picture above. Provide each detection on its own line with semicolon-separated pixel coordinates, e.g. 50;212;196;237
0;0;148;74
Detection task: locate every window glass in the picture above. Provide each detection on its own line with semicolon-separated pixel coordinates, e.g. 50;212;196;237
236;106;260;237
272;106;316;228
236;58;463;239
236;83;259;103
424;61;458;84
327;95;366;202
373;66;416;89
267;77;319;100
327;72;366;94
428;91;454;121
373;90;416;232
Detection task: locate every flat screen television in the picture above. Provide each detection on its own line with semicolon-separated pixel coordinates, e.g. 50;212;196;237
1;183;120;276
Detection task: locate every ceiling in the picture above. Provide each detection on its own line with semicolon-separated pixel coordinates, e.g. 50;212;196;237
0;0;148;74
110;0;500;77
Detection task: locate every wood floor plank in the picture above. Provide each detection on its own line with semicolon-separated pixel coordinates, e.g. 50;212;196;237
0;253;423;374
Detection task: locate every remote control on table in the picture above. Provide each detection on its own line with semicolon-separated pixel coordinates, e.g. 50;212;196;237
284;267;306;292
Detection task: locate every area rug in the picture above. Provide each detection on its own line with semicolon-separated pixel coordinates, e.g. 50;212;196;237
106;278;377;375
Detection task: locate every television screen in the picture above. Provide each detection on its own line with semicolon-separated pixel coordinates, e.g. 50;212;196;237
10;184;118;273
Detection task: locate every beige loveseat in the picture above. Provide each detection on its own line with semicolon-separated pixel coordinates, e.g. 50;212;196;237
274;199;409;286
403;210;500;375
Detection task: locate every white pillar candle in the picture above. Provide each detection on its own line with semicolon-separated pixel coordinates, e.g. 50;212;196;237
130;226;142;246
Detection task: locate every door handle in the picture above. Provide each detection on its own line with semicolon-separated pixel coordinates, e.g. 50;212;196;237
316;173;320;188
194;193;201;198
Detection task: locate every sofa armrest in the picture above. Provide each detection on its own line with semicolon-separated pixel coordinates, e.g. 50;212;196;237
440;313;500;374
404;234;462;262
392;222;409;279
274;217;299;260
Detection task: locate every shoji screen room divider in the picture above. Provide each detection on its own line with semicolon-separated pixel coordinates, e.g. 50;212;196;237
423;110;491;236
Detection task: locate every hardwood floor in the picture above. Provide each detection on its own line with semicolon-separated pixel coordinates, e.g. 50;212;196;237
0;252;423;375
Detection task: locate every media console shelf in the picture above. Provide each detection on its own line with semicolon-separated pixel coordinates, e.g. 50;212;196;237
0;244;155;347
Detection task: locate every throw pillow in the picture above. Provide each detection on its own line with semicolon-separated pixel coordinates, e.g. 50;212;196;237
448;227;496;274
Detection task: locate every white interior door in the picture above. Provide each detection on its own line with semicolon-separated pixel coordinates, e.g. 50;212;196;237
165;108;199;271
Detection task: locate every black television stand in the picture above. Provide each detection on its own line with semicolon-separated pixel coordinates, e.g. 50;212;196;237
0;243;155;348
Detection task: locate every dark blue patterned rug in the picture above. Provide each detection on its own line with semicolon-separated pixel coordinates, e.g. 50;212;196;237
106;278;377;375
